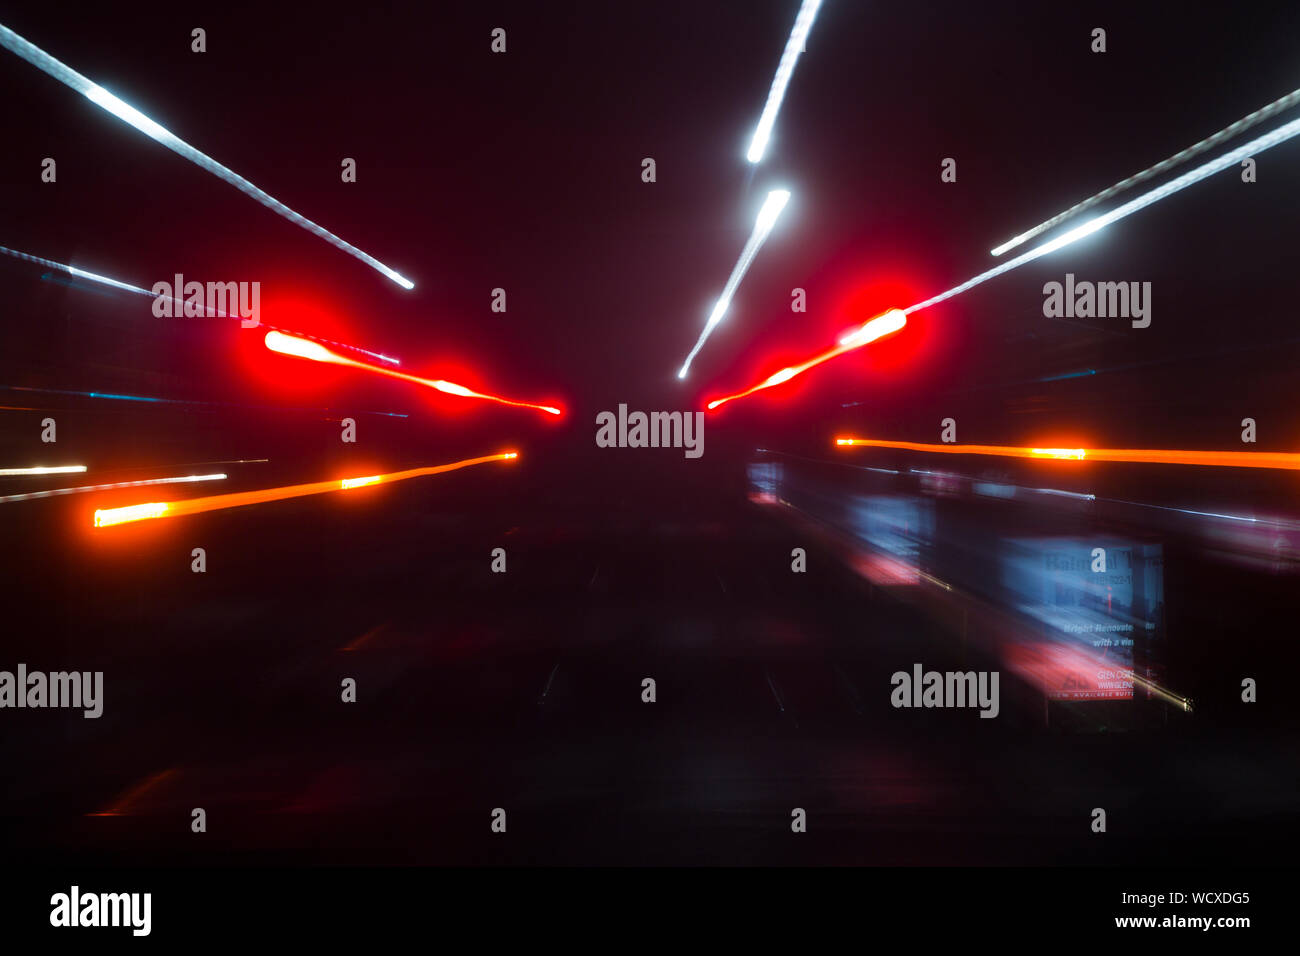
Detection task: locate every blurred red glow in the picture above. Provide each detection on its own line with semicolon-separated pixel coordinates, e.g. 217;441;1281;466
700;263;937;412
263;331;563;418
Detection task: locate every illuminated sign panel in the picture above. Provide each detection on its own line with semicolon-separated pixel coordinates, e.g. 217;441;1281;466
1001;537;1164;700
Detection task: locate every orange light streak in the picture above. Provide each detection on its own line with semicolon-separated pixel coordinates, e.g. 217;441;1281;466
93;452;518;527
834;438;1300;470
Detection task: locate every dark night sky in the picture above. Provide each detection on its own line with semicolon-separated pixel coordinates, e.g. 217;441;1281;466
2;0;1300;475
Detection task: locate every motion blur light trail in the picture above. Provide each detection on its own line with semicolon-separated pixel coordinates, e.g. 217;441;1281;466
86;769;177;818
835;438;1300;470
705;112;1300;408
0;465;86;477
679;189;791;379
0;24;414;290
903;112;1300;316
838;308;909;347
707;309;905;410
0;244;149;295
0;384;408;418
0;244;403;366
264;331;562;417
0;473;225;505
990;85;1300;256
745;0;824;164
92;453;518;528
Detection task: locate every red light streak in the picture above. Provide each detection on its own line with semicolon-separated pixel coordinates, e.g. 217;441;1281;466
706;309;906;411
263;331;562;417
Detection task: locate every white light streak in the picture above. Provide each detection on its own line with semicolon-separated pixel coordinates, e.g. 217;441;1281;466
0;465;87;476
838;308;907;346
990;86;1300;255
0;473;226;504
746;0;824;163
0;23;413;289
903;112;1300;319
0;244;403;366
679;189;791;378
697;107;1300;406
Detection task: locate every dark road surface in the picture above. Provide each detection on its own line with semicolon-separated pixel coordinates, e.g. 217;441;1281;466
3;457;1295;867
